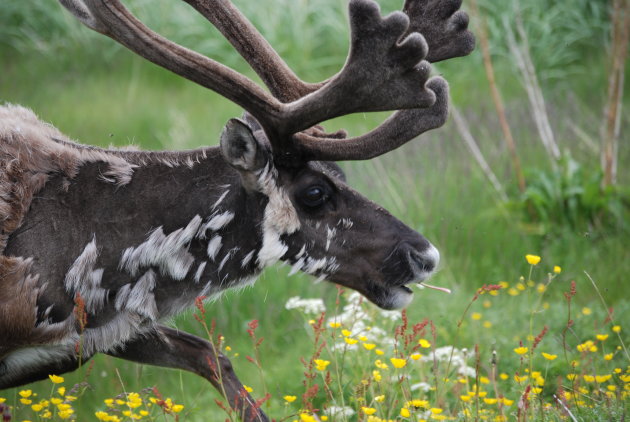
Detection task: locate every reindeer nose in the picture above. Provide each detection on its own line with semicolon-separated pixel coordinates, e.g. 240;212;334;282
405;242;440;275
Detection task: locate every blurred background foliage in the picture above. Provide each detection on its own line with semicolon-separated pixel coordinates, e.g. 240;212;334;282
0;0;628;420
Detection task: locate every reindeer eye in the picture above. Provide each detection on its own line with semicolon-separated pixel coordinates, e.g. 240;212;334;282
300;185;329;208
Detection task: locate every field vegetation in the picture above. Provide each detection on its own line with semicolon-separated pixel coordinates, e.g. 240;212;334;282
0;0;628;420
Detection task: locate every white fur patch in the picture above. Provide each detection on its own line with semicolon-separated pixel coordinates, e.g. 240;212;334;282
218;248;239;273
338;218;354;229
199;211;234;237
194;261;207;283
241;250;256;268
114;270;158;320
120;216;201;280
254;164;301;269
212;190;230;210
207;235;223;261
64;236;107;312
326;226;337;251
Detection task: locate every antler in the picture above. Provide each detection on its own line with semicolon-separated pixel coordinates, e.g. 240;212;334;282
59;0;474;163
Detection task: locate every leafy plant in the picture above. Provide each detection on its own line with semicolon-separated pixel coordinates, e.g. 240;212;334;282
514;154;629;235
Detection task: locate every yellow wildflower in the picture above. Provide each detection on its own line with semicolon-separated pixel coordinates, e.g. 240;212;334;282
541;352;557;360
582;307;592;315
430;408;443;414
300;413;316;422
171;404;184;413
57;387;65;396
597;334;609;341
553;265;561;273
508;288;519;296
407;399;428;408
341;329;352;337
484;398;498;404
58;409;74;419
583;375;595;382
48;375;64;384
31;404;44;412
400;407;410;417
514;375;528;383
502;398;514;406
612;325;621;333
500;373;509;380
329;322;341;328
375;395;385;402
604;353;613;361
314;359;330;371
514;346;528;355
596;375;612;383
363;343;376;350
344;337;358;345
471;312;482;321
375;349;384;355
20;398;32;405
243;385;253;393
95;411;111;421
525;254;541;265
362;407;377;415
390;358;407;369
537;284;546;293
410;353;421;360
19;390;32;398
460;395;471;402
283;395;297;403
374;359;389;370
418;339;431;348
372;370;382;382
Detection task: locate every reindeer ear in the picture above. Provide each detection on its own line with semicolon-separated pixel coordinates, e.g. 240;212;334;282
220;118;268;172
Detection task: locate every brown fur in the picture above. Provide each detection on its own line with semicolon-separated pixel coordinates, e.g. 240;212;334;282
0;256;70;359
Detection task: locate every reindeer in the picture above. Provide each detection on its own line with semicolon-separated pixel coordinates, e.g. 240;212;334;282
0;0;473;419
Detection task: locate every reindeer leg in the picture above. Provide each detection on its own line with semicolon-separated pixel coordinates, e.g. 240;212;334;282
106;325;268;422
0;349;90;389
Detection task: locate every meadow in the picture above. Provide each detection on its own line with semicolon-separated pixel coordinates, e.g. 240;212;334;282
0;0;628;420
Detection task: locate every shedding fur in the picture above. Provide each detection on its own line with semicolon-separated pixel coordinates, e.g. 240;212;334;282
120;216;202;280
114;270;159;320
64;237;108;313
207;235;223;261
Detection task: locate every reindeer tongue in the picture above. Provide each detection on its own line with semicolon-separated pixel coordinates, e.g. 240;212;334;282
417;283;452;294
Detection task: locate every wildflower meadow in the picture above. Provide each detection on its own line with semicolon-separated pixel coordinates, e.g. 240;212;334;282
1;255;628;421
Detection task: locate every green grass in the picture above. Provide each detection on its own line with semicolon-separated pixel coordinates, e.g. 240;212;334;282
1;0;629;420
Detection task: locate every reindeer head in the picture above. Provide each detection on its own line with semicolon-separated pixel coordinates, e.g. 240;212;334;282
59;0;474;309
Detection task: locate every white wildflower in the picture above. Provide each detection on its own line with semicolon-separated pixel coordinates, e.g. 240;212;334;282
325;406;355;417
285;296;326;314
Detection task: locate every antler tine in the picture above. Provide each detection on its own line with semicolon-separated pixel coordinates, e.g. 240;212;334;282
294;77;449;161
183;0;320;103
403;0;475;62
58;0;285;128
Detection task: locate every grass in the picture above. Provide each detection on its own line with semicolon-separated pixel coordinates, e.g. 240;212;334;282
1;0;629;420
